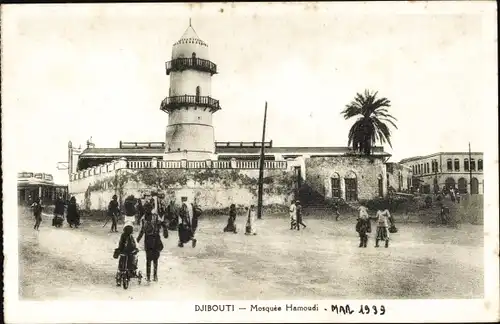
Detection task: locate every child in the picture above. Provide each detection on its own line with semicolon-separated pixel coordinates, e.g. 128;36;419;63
355;214;370;248
115;222;139;285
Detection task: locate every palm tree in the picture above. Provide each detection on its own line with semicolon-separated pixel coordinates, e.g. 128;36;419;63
341;89;398;155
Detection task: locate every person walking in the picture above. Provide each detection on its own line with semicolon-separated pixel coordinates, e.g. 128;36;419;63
108;195;120;233
66;196;80;228
31;198;43;231
375;209;392;248
137;202;168;282
224;204;238;233
355;212;370;248
289;201;297;230
54;194;65;227
245;205;257;235
296;201;306;230
178;197;197;248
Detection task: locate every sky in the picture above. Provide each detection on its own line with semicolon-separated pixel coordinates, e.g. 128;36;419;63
2;2;497;184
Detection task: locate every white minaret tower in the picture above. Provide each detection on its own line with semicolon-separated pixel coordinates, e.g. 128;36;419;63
161;20;220;160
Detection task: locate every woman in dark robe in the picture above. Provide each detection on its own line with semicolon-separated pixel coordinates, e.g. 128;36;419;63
66;196;80;228
136;197;144;225
223;204;237;233
136;202;168;282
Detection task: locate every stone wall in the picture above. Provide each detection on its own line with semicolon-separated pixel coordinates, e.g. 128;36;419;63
304;156;387;201
70;167;295;211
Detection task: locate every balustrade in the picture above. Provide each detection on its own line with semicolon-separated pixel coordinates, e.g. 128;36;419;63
165;57;217;75
69;158;287;182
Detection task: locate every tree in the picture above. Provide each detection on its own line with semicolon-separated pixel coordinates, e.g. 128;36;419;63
341;89;398;155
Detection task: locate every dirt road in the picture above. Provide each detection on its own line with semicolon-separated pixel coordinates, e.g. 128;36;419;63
19;210;483;300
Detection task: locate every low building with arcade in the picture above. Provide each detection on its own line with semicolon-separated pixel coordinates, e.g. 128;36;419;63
17;172;69;205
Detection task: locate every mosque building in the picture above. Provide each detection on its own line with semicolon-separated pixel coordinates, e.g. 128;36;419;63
67;22;404;209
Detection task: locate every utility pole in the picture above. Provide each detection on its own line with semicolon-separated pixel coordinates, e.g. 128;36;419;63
257;102;268;219
468;142;473;195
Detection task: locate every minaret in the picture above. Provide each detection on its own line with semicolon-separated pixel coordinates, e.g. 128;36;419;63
161;20;220;160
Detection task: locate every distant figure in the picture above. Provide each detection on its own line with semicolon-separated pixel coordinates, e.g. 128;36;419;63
136;198;144;225
31;198;43;230
332;200;341;221
375;209;392;248
54;195;65;227
66;196;80;228
178;197;197;248
191;201;202;235
355;212;370;248
449;187;456;203
289;201;297;230
166;200;178;230
295;201;306;230
245;205;257;235
224;204;238;233
358;205;372;234
456;191;461;204
158;193;168;221
108;195;120;233
123;195;137;225
137;202;168;282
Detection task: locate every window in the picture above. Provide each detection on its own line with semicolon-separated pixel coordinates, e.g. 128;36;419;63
478;159;483;171
431;159;439;173
470;158;476;171
192;52;196;60
331;175;341;199
454;158;460;171
344;172;358;202
426;163;430;174
464;158;469;171
446;159;452;171
195;86;201;102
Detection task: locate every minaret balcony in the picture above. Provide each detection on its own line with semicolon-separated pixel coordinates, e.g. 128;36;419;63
160;95;221;113
165;58;217;75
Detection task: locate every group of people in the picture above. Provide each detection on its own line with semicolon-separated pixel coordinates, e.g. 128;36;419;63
289;200;307;230
29;195;80;231
355;206;397;248
113;192;202;283
223;204;258;235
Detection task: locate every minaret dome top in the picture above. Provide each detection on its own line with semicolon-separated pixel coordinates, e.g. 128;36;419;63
171;21;209;60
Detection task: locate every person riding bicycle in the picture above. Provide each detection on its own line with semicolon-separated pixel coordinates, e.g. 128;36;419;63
115;223;139;285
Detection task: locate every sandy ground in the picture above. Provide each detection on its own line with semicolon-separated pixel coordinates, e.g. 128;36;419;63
19;209;483;300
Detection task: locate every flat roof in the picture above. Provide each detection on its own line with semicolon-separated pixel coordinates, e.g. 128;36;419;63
399;152;484;164
78;146;391;158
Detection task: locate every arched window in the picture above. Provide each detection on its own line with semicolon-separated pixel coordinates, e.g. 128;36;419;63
192;52;196;60
470;158;476;171
195;86;201;102
478;159;483;171
426;163;430;174
446;159;452;171
344;171;358;202
464;158;469;171
331;173;341;198
454;158;460;171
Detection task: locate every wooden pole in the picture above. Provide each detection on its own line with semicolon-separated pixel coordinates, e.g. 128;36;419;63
468;142;473;194
257;102;268;219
